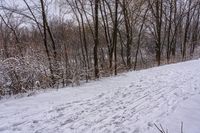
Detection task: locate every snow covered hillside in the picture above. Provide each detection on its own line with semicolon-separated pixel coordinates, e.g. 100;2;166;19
0;59;200;133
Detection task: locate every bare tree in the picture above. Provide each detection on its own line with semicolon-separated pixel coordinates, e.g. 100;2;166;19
94;0;99;78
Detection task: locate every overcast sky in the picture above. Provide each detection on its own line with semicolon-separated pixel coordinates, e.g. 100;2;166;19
1;0;62;17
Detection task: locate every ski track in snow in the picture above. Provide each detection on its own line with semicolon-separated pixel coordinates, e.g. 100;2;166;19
0;60;200;133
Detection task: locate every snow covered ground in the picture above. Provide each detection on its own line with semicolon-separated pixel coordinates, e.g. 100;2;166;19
152;95;200;133
0;59;200;133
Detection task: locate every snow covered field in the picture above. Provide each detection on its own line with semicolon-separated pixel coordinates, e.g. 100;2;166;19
0;59;200;133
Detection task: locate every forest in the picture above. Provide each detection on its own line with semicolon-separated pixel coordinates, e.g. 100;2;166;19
0;0;200;96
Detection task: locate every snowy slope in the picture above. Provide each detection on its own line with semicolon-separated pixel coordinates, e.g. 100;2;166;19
0;59;200;133
151;95;200;133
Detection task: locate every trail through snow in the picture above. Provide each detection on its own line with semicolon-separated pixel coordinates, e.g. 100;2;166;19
0;60;200;133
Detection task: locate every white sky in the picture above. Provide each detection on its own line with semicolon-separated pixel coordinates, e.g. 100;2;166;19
1;0;62;17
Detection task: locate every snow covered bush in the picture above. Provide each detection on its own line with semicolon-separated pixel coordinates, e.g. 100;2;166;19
0;56;51;97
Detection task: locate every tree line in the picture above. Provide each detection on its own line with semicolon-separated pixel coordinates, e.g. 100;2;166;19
0;0;200;96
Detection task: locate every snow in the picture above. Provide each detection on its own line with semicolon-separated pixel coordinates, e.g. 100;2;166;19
150;95;200;133
0;59;200;133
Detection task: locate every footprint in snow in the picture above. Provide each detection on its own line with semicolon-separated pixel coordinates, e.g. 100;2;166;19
60;119;74;126
183;96;188;100
147;122;154;127
132;127;140;133
98;93;105;98
0;126;8;132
